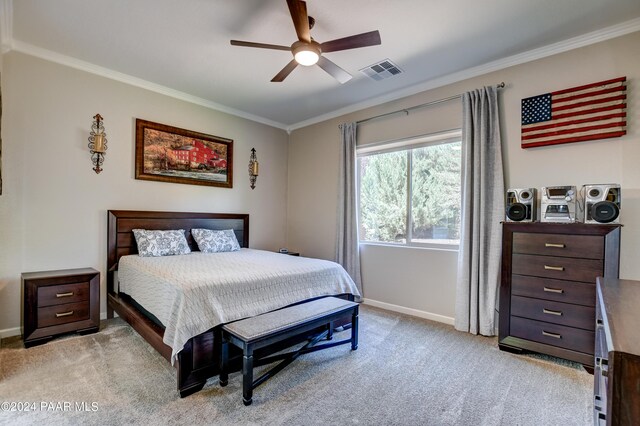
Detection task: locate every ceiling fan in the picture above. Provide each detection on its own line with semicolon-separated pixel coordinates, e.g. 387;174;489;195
230;0;381;83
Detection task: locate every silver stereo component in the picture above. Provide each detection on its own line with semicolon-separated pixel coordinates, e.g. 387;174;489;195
583;184;621;224
506;188;537;222
540;186;577;223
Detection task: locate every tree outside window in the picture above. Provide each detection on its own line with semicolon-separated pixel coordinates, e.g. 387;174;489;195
358;136;461;246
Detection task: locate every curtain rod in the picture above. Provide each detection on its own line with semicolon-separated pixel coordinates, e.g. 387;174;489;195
356;82;505;125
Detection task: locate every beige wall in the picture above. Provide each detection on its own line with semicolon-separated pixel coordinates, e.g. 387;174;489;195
0;52;289;335
287;31;640;321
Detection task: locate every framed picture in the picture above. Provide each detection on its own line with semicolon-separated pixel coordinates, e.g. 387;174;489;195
135;119;233;188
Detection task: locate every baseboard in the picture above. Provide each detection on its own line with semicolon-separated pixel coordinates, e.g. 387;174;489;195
0;326;21;339
362;298;455;326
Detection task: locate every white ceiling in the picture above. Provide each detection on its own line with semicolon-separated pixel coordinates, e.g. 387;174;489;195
5;0;640;129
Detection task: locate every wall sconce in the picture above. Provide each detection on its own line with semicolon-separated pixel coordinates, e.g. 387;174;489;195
248;148;259;189
88;113;107;174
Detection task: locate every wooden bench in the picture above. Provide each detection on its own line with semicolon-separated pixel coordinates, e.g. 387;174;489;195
219;296;359;405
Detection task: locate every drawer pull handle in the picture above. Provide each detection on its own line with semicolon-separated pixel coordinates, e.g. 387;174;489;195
55;311;74;318
544;265;564;271
545;243;565;248
56;292;74;298
543;308;563;316
543;287;564;294
542;331;561;339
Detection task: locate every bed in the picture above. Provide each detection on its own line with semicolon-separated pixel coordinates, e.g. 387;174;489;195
106;210;359;397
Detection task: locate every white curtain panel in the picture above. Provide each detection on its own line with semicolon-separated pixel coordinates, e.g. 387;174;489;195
455;86;505;336
336;122;363;298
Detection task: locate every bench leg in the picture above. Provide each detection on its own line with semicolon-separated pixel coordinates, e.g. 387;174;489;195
219;339;229;387
351;307;359;350
242;345;254;406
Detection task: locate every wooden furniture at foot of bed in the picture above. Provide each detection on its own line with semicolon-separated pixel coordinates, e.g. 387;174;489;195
220;297;359;405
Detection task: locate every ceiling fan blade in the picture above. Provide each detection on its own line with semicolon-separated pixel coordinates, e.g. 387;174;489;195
230;40;291;51
320;30;381;53
271;59;299;82
317;56;352;84
286;0;311;43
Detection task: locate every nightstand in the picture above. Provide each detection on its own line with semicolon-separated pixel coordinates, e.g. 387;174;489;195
22;268;100;347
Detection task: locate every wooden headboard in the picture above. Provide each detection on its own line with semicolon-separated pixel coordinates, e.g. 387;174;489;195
107;210;249;293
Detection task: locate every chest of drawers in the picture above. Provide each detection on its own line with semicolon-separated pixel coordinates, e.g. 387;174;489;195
22;268;100;347
594;277;640;425
498;223;620;367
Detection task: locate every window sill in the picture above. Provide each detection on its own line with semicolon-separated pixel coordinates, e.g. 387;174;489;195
358;241;459;253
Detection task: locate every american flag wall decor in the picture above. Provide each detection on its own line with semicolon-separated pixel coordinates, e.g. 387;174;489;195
521;77;626;149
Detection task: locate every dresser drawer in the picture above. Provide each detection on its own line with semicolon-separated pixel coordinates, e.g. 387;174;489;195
511;275;595;306
37;302;90;328
511;295;595;330
37;282;90;307
513;232;604;259
512;254;602;283
510;316;594;354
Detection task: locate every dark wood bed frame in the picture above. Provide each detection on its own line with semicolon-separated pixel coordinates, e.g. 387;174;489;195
106;210;352;398
107;210;250;397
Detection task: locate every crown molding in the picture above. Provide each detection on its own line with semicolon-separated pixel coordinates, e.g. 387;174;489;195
0;0;13;53
2;8;639;133
10;39;289;130
286;17;640;132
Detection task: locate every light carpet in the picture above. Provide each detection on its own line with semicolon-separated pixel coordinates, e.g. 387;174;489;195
0;305;592;425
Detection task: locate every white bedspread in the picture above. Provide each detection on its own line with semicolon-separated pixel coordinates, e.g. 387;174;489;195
117;249;360;364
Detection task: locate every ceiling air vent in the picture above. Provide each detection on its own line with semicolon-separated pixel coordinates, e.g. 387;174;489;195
360;59;403;81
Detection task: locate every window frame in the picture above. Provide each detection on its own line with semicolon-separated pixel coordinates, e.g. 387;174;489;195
356;129;462;251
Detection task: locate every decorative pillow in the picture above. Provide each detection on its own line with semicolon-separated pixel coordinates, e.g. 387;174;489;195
132;229;191;257
191;229;241;253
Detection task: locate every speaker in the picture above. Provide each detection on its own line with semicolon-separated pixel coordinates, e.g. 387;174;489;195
583;184;621;224
506;188;537;222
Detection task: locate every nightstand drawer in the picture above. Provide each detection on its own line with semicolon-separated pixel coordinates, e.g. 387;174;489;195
512;254;602;282
511;275;595;307
510;316;594;354
38;282;90;307
511;295;595;330
37;302;90;328
512;232;604;259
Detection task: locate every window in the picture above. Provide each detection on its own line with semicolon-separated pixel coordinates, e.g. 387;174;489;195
357;130;462;247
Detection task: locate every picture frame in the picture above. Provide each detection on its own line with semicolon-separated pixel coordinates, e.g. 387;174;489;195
135;119;233;188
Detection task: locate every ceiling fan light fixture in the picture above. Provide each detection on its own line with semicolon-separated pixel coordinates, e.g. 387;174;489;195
294;50;319;66
292;41;321;66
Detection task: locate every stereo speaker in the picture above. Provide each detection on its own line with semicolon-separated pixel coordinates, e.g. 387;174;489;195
506;188;537;222
583;184;621;224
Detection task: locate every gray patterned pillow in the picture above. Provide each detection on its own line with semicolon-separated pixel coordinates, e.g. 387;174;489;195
132;229;191;257
191;229;241;253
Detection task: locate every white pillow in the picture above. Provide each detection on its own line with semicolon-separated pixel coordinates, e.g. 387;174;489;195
132;229;191;257
191;229;241;253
